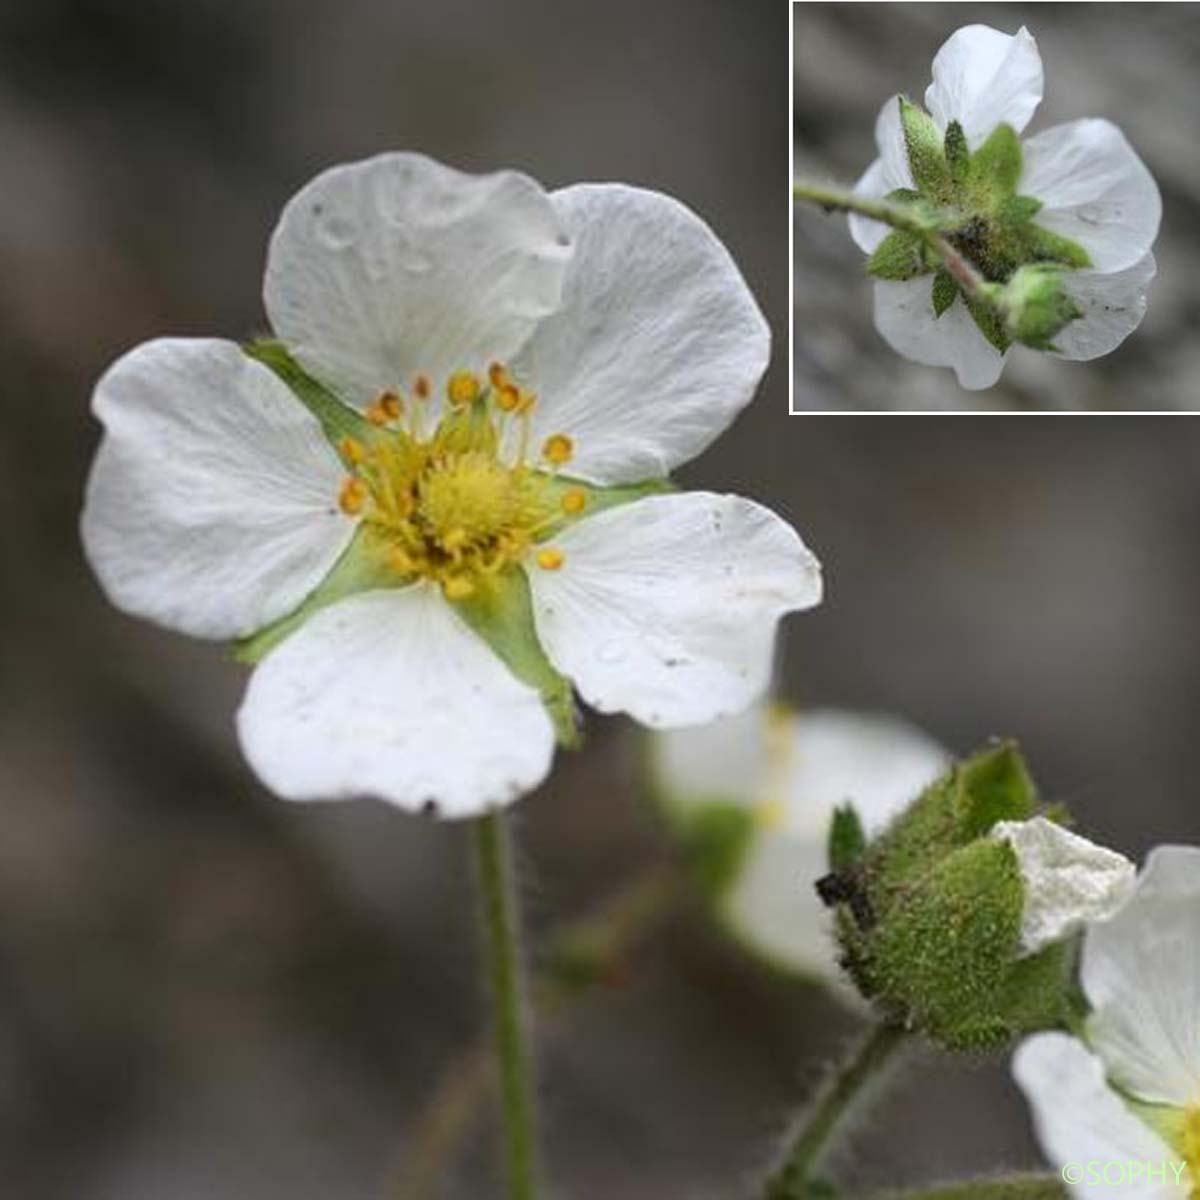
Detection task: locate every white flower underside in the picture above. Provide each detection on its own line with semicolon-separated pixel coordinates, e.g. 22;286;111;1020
847;24;1161;389
83;152;823;815
652;707;949;982
1013;846;1200;1198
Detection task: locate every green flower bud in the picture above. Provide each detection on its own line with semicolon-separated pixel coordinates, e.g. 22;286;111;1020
994;263;1084;351
820;743;1133;1052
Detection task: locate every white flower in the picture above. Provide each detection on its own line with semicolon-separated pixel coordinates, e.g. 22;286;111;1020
850;24;1162;389
82;153;822;818
649;704;949;983
1013;846;1200;1198
992;817;1135;954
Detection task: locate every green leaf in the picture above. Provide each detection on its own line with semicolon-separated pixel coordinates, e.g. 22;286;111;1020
244;338;369;449
931;269;958;317
453;566;580;748
1024;224;1093;269
898;96;952;196
828;803;867;871
232;525;400;664
969;123;1023;199
965;294;1014;354
867;228;929;281
997;194;1043;226
944;120;970;183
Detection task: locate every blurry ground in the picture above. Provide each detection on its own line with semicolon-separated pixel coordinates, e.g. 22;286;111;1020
793;3;1200;411
3;2;1200;1199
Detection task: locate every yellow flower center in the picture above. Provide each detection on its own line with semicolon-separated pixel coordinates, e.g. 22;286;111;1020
336;365;582;599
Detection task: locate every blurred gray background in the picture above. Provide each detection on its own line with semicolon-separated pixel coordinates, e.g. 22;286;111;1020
793;3;1200;411
3;1;1200;1198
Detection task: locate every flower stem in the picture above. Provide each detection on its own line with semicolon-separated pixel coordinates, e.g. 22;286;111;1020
473;808;540;1200
764;1022;909;1199
870;1175;1066;1200
792;179;993;306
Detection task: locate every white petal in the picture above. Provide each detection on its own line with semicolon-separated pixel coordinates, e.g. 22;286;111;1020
510;185;769;485
1012;1033;1187;1200
81;338;354;641
1055;253;1157;361
873;281;1007;390
1022;120;1162;273
528;493;821;728
264;153;572;409
237;585;555;817
722;830;834;979
849;100;915;255
991;818;1136;955
1082;846;1200;1107
924;25;1044;149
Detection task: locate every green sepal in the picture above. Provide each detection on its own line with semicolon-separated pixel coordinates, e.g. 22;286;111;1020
969;123;1023;201
898;96;952;197
244;338;369;450
867;228;931;281
453;566;580;748
931;269;958;317
953;740;1038;839
232;525;400;664
535;475;676;542
828;803;867;872
1024;224;1093;269
884;187;922;206
867;838;1026;1051
997;194;1043;226
673;801;757;900
998;263;1085;351
966;293;1014;353
944;120;970;184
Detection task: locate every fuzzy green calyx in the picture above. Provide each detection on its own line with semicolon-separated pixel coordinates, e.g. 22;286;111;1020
992;264;1085;351
866;99;1092;352
821;742;1074;1051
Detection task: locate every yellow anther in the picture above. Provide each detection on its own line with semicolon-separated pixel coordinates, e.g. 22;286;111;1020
542;433;573;466
414;374;431;400
389;547;416;574
488;362;509;390
561;488;587;516
443;576;475;600
447;371;481;407
380;391;404;421
536;547;565;571
338;476;367;516
339;436;366;465
365;403;389;427
442;527;468;552
496;383;521;412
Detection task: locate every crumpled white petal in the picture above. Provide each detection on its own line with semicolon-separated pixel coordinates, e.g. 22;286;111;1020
1012;1033;1187;1200
511;185;769;486
264;152;572;409
991;818;1135;955
237;585;556;817
1022;120;1162;273
925;25;1044;149
528;493;822;728
873;280;1006;390
82;338;355;641
1054;253;1157;361
848;99;916;254
1082;846;1200;1108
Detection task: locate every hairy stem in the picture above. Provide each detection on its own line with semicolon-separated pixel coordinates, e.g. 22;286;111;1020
872;1175;1067;1200
792;179;993;305
473;809;540;1200
765;1022;909;1199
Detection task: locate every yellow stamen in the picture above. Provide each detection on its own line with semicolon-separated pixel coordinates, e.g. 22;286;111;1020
536;547;565;571
488;362;509;390
542;433;573;466
338;476;367;515
414;374;431;400
443;576;475;600
561;488;587;516
447;371;481;407
339;436;366;465
517;390;537;415
496;383;521;412
380;391;404;421
365;403;389;427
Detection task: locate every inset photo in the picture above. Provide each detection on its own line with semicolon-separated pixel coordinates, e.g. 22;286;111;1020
791;2;1194;412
